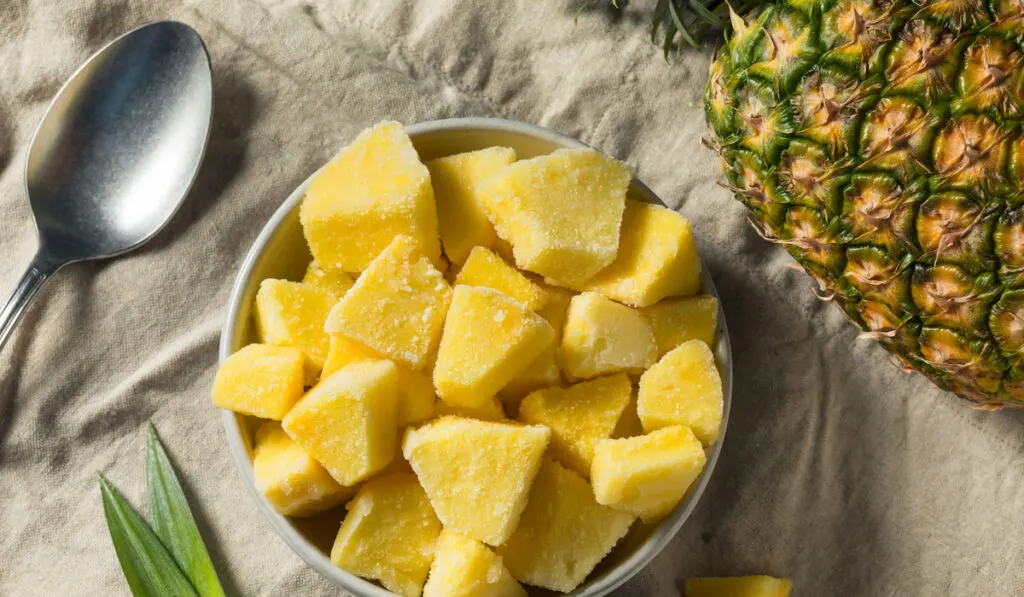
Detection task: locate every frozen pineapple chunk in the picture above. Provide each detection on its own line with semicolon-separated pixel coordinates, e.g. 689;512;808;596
252;421;352;517
402;417;550;546
434;395;506;421
423;529;526;597
212;344;305;420
325;235;452;370
456;247;549;311
478;148;633;286
581;200;701;306
255;279;337;381
684;576;793;597
643;295;719;357
638;339;723;445
282;361;398;486
591;425;706;523
433;286;553;408
331;473;442;597
560;292;657;380
499;284;573;405
302;261;355;298
426;147;516;265
300;121;440;272
518;374;631;477
322;334;435;428
497;459;635;592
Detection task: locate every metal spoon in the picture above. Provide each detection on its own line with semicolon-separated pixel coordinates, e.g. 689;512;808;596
0;21;212;351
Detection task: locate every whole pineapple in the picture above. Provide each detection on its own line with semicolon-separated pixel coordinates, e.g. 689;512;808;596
704;0;1024;408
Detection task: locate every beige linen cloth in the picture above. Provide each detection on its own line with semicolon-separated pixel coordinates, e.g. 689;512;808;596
1;1;1022;595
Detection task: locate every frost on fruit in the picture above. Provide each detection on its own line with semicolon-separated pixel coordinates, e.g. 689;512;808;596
560;292;657;381
638;339;723;446
684;575;793;597
426;147;516;266
455;246;549;311
402;417;550;546
591;425;706;523
301;261;355;298
497;459;635;592
581;200;701;307
300;121;441;273
252;421;353;517
517;374;631;477
325;235;452;371
477;148;632;287
282;361;399;486
212;344;305;420
331;473;442;597
422;529;526;597
254;278;338;383
433;286;554;408
642;295;719;357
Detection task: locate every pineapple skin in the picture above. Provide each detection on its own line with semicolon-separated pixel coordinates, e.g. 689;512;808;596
705;0;1024;409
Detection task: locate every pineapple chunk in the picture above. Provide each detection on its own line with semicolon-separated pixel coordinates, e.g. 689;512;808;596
434;395;506;421
252;421;352;517
433;285;554;408
402;417;550;546
478;148;633;286
282;361;399;486
300;121;440;272
499;284;573;405
322;334;435;428
497;459;635;592
302;261;355;298
560;292;657;380
331;473;442;597
422;529;526;597
455;246;549;311
591;425;706;522
638;339;723;445
212;344;305;420
517;374;631;477
643;295;719;357
325;235;452;370
612;395;644;439
255;279;337;381
581;200;701;306
684;576;793;597
426;147;516;265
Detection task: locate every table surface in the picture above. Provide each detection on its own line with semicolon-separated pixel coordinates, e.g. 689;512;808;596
1;1;1022;596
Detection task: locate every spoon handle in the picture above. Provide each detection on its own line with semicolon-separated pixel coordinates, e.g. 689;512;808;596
0;250;60;353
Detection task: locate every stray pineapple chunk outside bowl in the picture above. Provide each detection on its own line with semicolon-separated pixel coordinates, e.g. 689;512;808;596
219;118;733;597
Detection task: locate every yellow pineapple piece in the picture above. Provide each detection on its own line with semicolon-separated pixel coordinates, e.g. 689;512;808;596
499;284;573;406
331;472;442;597
638;339;723;445
517;374;631;477
643;295;719;357
433;285;553;408
255;279;337;382
612;395;644;439
282;361;399;486
497;459;635;592
325;235;452;370
591;425;706;523
322;334;435;428
212;344;305;420
422;529;527;597
300;121;440;272
252;421;352;517
684;576;793;597
478;148;633;286
434;395;506;421
581;200;701;306
301;261;355;298
455;246;549;311
402;417;550;546
426;147;516;265
560;292;657;381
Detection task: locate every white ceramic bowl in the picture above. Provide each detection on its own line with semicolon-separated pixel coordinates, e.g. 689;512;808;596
220;117;733;597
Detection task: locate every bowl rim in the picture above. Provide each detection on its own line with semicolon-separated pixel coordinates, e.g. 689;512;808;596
219;116;733;597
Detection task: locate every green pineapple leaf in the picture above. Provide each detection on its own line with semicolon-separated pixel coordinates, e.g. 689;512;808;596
146;424;226;597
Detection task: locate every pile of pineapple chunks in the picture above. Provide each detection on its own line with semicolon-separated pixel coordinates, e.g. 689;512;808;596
213;122;726;596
